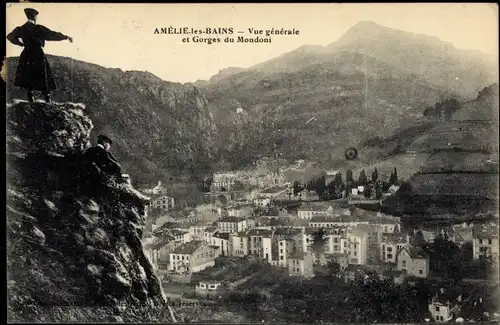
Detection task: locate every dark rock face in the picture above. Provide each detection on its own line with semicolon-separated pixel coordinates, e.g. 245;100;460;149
7;101;168;322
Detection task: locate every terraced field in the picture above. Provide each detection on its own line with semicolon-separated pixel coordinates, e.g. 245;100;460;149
407;121;498;153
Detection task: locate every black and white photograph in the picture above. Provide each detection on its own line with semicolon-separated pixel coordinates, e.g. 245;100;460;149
5;3;499;323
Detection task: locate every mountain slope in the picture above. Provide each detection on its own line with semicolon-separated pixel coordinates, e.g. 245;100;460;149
6;56;217;186
253;21;497;97
7;101;168;322
381;84;499;218
453;83;499;121
196;21;496;169
201;50;454;166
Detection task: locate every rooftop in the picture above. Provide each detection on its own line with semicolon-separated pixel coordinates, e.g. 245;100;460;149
172;241;205;255
397;245;429;259
213;232;230;240
149;194;174;200
298;204;329;212
472;224;499;239
381;233;408;244
228;204;253;210
247;229;273;237
218;216;243;223
261;186;289;194
204;226;218;232
310;215;365;223
144;236;174;250
171;229;187;236
368;217;400;225
274;227;303;237
382;269;405;277
198;279;222;285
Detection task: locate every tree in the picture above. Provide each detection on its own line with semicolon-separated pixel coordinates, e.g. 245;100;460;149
346;169;353;182
346;169;356;189
427;235;465;283
412;230;426;247
390;167;399;185
375;183;383;199
358;170;368;186
363;185;372;198
371;167;378;182
327;180;337;199
293;181;302;196
316;175;327;198
310;227;327;264
326;259;340;274
334;172;343;186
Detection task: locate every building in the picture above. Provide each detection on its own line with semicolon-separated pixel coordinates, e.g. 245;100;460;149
247;229;273;258
255;171;286;189
343;228;369;265
356;224;384;264
209;232;231;256
380;233;410;263
148;195;175;211
211;172;237;191
367;213;401;233
428;288;463;322
396;246;430;278
168;241;217;274
142;181;169;196
216;216;248;233
288;251;314;278
258;185;290;199
472;224;499;262
324;227;348;255
274;228;303;267
253;197;272;208
295;190;321;201
277;238;295;267
295;159;306;168
229;231;250;257
172;229;191;244
144;234;177;273
309;215;369;228
203;226;218;243
195;279;223;297
298;204;330;219
228;204;254;218
450;223;473;247
188;225;205;241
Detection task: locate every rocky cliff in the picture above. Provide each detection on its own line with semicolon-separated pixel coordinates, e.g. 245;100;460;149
6;101;169;322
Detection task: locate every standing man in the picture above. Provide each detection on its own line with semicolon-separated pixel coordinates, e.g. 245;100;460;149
6;8;73;104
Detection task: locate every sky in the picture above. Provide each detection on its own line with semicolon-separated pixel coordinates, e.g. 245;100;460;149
5;3;498;83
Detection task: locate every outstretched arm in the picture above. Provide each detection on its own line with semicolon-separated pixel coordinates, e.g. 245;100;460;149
39;25;72;42
6;27;23;46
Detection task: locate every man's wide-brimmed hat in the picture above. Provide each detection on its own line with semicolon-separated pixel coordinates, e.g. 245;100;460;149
97;134;113;144
24;8;39;19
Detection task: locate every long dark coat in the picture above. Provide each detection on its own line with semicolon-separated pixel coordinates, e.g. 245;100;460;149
83;145;123;177
6;22;67;92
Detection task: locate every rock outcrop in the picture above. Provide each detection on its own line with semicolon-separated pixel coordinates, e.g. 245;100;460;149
7;101;168;322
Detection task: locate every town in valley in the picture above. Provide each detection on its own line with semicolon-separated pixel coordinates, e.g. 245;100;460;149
140;156;499;323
